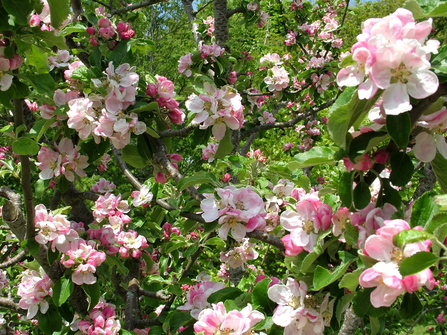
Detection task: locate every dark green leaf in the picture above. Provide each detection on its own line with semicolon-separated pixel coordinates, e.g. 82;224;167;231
12;137;39;156
386;113;411;148
353;181;371;210
58;23;87;36
38;305;62;334
344;221;359;246
339;172;354;208
53;277;74;306
31;28;67;49
58;175;69;193
410;191;439;228
80;138;110;164
47;0;70;29
348;131;388;162
400;292;423;319
47;248;60;266
214;129;233;159
389;152;414;187
0;88;14;108
399;251;438;276
432;152;447;193
377;179;402;210
12;80;30;99
208;287;243;303
162;310;192;334
83;280;101;311
3;0;34;25
353;288;389;317
21;238;40;256
109;40;134;65
252;278;276;314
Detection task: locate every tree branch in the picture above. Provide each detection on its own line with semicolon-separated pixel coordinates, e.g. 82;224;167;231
0;250;26;269
111;0;169;15
246;230;285;252
181;0;203;46
0;297;25;312
227;6;244;18
158;123;199;138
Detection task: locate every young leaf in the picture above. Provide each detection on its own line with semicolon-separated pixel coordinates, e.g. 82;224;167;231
208;287;243;303
410;191;439;228
52;277;74;306
289;147;335;170
393;230;433;248
431;152;447;193
386;113;411;148
214;130;233;159
425;213;447;234
12;137;40;156
399;251;438;276
312;258;355;291
178;172;217;191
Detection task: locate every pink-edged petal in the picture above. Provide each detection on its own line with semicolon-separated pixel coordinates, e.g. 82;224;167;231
414;132;436;162
382;83;411;115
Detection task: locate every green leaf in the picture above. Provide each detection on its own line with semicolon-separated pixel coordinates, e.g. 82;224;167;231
70;65;100;82
339;267;362;292
3;0;34;25
26;45;50;74
12;137;40;156
425;213;447;234
205;237;226;248
214;129;233;159
178;172;217;191
109;40;134;65
12;80;30;99
47;0;70;29
289;147;335;169
400;292;423;320
404;0;447;18
58;23;87;36
52;277;74;306
25;73;56;95
348;131;388;162
344;221;359;246
164;241;188;253
83;281;101;311
300;251;320;274
31;28;67;49
339;172;354;208
353;288;389;317
21;238;40;256
377;179;402;210
162;310;192;334
353;181;371;210
81;138;109;164
0;88;14;108
29;118;55;141
370;317;381;335
252;278;276;314
399;251;438;276
38;305;62;334
410;191;439;228
47;248;60;266
432;152;447;193
328;87;382;149
393;230;433;248
312;254;356;290
386;113;411;148
121;145;151;168
208;287;243;304
389;152;414;187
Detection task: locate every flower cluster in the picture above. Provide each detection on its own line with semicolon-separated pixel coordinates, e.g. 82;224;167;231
186;82;244;140
201;186;266;241
146;75;185;124
131;185;154;207
220;238;258;269
200;44;225;62
202;142;219;162
268;278;333;335
86;16;135;49
177;281;226;319
0;270;8;290
75;301;121;335
193;302;264;335
359;219;435;307
91;178;116;194
60;239;107;285
36;138;89;181
66;61;145;149
18;269;53;319
0;45;22;91
337;8;439;115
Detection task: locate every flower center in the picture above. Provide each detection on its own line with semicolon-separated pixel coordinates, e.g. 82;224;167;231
289;296;301;309
391;63;412;84
303;220;314;234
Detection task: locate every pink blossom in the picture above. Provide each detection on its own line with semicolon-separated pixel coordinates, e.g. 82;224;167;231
178;53;193;77
91;178;116;193
202;142;219;162
131;185;153;207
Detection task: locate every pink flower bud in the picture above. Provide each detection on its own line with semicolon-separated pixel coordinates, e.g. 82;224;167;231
222;173;231;182
89;37;99;46
108;40;118;50
86;26;96;35
146;83;158;97
168;108;185;124
98;18;112;28
29;14;41;27
99;27;115;39
117;22;130;33
155;172;167;183
0;57;10;71
373;150;389;164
